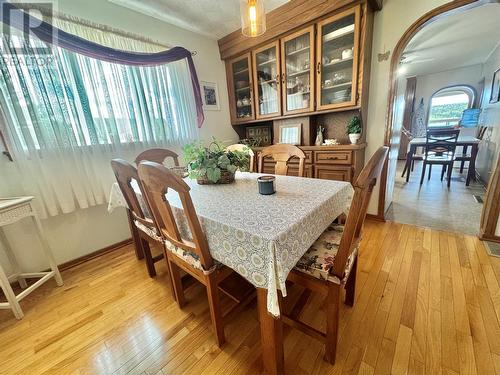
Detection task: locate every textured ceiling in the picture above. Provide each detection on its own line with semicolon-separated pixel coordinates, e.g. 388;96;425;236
402;3;500;76
108;0;289;39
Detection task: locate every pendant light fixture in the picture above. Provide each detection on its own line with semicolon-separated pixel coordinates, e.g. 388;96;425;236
240;0;266;37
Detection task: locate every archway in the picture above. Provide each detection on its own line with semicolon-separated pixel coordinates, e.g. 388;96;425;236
378;0;490;218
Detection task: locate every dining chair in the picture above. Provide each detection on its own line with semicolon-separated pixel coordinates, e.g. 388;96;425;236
419;129;460;188
225;143;255;172
400;128;424;179
134;148;180;167
137;161;254;347
111;159;165;278
283;146;388;364
456;125;487;174
257;144;306;176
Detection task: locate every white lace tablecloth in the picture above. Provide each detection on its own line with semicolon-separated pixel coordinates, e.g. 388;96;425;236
108;172;353;316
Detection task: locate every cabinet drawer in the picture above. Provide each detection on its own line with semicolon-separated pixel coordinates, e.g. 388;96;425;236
314;165;352;182
314;151;352;165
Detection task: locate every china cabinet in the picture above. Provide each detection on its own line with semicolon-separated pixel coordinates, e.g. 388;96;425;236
316;6;360;110
281;26;315;115
219;0;377;187
252;41;281;119
227;53;255;123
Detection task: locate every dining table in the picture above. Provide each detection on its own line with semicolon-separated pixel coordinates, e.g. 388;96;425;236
404;135;480;185
108;171;354;374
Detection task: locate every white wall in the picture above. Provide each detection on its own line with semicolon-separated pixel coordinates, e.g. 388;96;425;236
0;0;238;273
413;64;484;122
477;43;500;185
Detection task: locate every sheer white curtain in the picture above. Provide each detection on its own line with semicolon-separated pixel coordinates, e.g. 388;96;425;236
0;17;198;217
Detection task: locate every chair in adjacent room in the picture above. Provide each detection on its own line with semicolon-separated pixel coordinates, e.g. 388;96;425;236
419;129;460;188
257;144;306;177
455;125;487;174
282;146;388;364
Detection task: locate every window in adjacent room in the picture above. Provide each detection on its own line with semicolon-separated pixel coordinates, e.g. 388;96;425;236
427;85;475;128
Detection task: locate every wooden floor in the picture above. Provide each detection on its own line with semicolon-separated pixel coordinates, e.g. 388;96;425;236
1;220;500;375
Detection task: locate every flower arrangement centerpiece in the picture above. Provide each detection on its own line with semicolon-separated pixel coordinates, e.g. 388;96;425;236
183;139;251;184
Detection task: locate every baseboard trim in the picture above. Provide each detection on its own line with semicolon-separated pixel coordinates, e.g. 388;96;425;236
479;234;500;244
58;238;132;271
366;213;386;222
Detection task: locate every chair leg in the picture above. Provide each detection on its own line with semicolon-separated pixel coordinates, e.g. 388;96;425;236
401;162;408;178
345;257;357;307
206;275;225;347
460;160;465;174
427;164;432;180
411;159;415;172
447;162;453;188
168;260;185;307
441;165;446;181
324;282;341;364
420;162;427;185
141;239;157;278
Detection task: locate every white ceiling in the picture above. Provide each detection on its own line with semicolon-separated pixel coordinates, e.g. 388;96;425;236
401;3;500;77
108;0;289;39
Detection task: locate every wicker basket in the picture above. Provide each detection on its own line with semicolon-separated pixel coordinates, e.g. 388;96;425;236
197;170;235;185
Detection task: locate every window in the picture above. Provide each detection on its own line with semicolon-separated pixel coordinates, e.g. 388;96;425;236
427;85;475;128
0;33;198;152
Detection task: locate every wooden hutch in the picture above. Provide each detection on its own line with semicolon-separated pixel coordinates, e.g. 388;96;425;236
218;0;381;182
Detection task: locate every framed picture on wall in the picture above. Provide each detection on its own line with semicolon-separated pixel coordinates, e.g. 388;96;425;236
200;81;220;110
490;68;500;104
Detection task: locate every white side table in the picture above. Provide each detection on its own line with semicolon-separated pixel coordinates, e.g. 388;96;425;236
0;196;63;319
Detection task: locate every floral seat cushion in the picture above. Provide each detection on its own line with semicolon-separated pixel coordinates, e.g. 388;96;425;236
294;224;357;284
134;220;163;242
164;240;222;275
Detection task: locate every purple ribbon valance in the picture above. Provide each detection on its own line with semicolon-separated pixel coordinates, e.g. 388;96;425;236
0;1;205;127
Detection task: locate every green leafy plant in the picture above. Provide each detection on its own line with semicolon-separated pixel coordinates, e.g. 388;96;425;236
346;116;362;135
183;139;251;183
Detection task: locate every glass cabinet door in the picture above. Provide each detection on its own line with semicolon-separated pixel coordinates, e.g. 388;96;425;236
281;26;314;115
316;6;360;110
253;41;281;119
229;53;255;123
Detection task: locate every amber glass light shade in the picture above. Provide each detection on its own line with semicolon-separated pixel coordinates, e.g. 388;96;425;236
240;0;266;37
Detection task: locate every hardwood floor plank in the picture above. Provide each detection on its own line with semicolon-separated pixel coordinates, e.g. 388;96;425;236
391;325;413;375
0;221;497;375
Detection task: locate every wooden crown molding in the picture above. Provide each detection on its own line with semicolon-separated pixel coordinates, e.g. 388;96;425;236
217;0;379;60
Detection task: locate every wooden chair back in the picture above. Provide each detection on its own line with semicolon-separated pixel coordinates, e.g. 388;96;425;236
134;148;180;167
332;146;389;278
257;144;306;177
111;159;155;229
137;161;214;270
226;144;255;172
424;129;460;158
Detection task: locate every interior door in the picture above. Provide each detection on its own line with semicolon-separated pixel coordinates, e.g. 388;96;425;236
281;26;315;115
253;41;282;119
316;6;360;110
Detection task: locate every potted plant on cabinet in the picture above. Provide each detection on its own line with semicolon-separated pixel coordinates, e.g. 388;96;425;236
183;139;251;184
347;116;362;144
